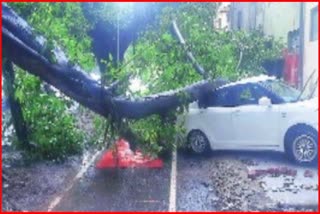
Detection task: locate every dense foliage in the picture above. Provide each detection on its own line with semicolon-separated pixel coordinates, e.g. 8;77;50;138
6;2;95;160
13;68;84;160
4;3;285;159
121;3;284;155
9;2;95;69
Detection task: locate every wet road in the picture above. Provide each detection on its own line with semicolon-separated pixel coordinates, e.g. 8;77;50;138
20;150;317;211
53;160;171;211
176;152;216;211
178;150;318;211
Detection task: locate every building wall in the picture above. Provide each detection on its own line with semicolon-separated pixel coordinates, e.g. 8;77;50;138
303;2;318;97
213;3;230;30
261;3;300;41
230;3;300;41
230;3;252;31
230;3;318;97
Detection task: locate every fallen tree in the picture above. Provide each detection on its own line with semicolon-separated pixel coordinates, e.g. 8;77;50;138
2;4;224;120
2;3;285;158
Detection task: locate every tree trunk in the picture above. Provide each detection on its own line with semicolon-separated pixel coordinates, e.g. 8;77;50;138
3;60;29;147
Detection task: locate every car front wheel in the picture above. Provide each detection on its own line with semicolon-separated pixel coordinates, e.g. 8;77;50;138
285;125;318;164
187;130;210;154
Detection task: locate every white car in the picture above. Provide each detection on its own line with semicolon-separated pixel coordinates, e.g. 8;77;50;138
184;75;318;164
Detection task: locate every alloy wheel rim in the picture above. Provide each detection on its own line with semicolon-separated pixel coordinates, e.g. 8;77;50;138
293;135;317;162
190;133;206;153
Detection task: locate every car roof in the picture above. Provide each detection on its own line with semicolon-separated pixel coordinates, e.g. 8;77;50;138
217;75;276;90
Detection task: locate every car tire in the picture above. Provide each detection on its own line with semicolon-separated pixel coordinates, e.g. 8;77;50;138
284;124;318;165
187;130;210;155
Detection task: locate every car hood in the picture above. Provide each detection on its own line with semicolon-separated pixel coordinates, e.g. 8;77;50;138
296;97;318;109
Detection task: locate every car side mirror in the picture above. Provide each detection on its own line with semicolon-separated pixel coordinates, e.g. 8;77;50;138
189;101;199;109
258;97;272;107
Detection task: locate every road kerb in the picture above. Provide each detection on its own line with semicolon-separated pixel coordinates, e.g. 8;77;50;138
169;149;177;212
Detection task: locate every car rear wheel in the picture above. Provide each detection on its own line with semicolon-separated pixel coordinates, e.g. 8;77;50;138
187;130;210;154
285;125;318;164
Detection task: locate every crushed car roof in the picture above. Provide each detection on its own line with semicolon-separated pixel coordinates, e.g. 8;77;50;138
218;75;276;89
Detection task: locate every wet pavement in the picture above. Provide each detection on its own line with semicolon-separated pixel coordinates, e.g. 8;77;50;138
2;148;318;211
177;150;318;211
2;153;81;211
53;157;172;211
176;152;216;211
243;152;318;208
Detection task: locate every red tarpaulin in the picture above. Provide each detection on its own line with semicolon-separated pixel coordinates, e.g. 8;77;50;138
96;139;164;169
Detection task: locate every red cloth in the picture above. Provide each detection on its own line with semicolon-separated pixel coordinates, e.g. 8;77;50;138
96;139;163;169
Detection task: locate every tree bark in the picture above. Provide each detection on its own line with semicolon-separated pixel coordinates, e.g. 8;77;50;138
171;20;208;79
3;60;29;147
2;4;225;120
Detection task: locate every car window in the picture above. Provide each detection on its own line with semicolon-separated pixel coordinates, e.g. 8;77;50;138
206;82;286;108
251;84;265;100
207;87;237;107
259;80;300;103
236;85;258;106
251;83;283;104
239;87;255;105
205;82;286;108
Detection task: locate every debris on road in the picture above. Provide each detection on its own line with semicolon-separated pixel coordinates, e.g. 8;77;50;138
304;169;314;178
179;152;318;211
209;158;274;211
247;159;318;209
248;167;297;179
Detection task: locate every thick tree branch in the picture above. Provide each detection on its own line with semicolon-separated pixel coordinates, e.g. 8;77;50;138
2;4;225;120
171;20;208;79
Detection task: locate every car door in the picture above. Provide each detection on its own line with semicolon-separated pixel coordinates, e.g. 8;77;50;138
200;87;237;147
231;84;280;148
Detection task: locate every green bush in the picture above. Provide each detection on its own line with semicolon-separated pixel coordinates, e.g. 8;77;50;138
14;68;83;160
7;2;94;160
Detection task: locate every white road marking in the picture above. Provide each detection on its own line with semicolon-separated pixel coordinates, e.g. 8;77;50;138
47;150;101;211
169;149;177;212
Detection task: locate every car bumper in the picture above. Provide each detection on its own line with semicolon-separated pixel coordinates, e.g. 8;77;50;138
311;123;318;132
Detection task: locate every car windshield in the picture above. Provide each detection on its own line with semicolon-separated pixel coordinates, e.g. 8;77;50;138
259;79;301;103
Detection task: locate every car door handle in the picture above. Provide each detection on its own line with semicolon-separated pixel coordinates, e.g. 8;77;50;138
233;109;241;115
